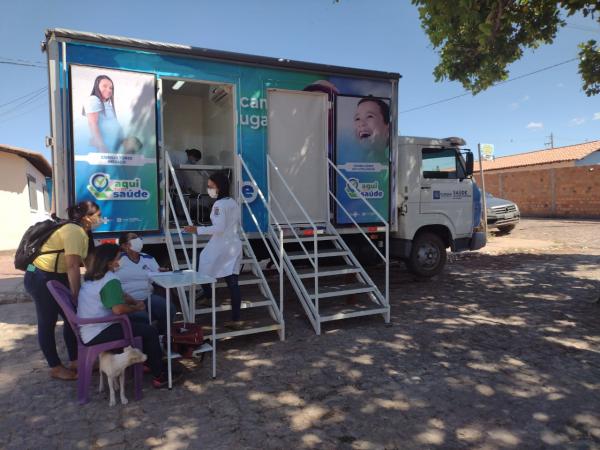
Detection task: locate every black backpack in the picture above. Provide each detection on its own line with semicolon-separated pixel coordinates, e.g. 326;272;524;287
14;218;79;272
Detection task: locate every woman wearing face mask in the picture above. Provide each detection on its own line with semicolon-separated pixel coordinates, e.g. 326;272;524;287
116;233;174;334
78;244;170;388
183;172;243;329
23;200;101;380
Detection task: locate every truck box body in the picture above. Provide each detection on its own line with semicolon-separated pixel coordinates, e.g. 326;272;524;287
44;29;483;280
44;29;400;242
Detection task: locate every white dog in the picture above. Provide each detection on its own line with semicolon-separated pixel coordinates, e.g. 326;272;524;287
98;346;147;406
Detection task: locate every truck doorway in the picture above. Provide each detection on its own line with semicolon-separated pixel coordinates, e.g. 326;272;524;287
267;89;329;225
161;78;236;224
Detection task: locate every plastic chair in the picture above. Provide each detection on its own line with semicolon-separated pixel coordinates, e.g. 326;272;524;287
46;280;144;405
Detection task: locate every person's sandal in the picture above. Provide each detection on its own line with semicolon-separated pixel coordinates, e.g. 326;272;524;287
50;365;78;381
152;371;183;389
152;374;169;389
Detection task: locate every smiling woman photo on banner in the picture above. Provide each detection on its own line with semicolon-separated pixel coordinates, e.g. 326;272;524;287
83;75;124;153
71;66;159;233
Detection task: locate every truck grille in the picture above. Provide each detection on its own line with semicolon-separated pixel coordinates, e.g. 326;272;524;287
491;205;517;214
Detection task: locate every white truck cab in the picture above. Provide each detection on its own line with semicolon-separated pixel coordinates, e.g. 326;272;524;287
390;136;486;277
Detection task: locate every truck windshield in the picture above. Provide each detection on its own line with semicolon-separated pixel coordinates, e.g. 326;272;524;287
422;148;457;179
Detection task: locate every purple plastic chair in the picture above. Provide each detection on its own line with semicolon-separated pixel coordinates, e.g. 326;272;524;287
46;280;144;405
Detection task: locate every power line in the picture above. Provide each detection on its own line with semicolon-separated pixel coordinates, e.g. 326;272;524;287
400;57;579;114
0;100;46;125
0;89;47;119
0;86;47;109
0;57;46;68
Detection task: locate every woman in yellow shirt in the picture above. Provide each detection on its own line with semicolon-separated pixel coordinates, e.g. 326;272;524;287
23;201;101;380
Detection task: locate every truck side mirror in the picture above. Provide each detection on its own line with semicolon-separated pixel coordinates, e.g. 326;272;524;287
465;152;474;177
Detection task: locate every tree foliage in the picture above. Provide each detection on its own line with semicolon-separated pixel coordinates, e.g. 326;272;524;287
411;0;600;96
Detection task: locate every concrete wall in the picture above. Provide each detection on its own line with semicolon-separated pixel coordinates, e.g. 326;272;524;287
475;164;600;218
0;153;50;251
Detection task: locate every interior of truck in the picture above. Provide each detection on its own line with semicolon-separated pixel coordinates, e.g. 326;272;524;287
161;78;236;224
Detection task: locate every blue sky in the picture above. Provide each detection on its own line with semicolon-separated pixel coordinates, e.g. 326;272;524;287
0;0;598;162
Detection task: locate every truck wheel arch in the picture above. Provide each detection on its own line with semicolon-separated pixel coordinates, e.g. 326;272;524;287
405;226;451;278
413;225;452;249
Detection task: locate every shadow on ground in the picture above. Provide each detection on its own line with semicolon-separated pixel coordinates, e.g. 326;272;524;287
1;252;599;449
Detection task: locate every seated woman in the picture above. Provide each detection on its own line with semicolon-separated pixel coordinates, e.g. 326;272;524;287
116;233;175;334
77;244;168;388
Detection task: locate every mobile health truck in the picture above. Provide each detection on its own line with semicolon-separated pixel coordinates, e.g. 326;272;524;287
43;29;484;337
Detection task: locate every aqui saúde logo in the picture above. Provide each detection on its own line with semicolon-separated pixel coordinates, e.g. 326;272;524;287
345;178;384;200
88;172;150;200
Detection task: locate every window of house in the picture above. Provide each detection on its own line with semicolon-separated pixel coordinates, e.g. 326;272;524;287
27;175;38;210
42;184;50;212
421;148;458;179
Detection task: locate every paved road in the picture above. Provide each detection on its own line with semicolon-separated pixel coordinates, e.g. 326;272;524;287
1;219;599;449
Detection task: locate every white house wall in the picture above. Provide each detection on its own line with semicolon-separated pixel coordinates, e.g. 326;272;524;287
0;153;50;251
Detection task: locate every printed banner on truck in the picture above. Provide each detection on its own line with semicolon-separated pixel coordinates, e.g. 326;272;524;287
69;65;159;232
335;95;390;224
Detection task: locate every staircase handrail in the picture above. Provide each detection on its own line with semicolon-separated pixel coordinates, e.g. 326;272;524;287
328;158;389;309
165;151;197;270
237;154;284;273
267;155;319;267
267;155;319;308
267;155;318;236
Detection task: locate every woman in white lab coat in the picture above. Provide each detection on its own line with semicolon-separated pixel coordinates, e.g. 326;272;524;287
183;172;243;328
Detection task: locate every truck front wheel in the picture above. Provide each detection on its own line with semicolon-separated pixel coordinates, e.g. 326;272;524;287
406;232;447;278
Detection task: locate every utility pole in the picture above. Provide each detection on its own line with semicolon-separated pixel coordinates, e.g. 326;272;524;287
545;132;554;148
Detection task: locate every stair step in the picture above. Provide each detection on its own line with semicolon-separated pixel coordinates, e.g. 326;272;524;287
178;273;263;292
178;257;254;266
197;307;282;340
306;282;376;299
296;265;361;279
182;273;261;289
286;249;348;260
217;273;262;288
282;234;338;243
195;295;275;315
320;307;389;323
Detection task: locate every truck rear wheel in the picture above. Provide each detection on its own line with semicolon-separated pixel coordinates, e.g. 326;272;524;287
407;232;446;278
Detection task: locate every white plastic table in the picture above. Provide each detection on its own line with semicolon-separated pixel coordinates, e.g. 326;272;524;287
148;270;217;389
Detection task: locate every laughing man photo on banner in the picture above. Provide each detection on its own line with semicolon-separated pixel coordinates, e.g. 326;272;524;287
353;97;390;161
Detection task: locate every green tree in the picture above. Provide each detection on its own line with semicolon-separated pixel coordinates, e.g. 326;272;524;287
411;0;599;96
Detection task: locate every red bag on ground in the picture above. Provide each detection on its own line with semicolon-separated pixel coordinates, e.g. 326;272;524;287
170;322;204;358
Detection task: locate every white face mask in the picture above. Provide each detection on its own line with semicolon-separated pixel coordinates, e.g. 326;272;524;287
207;188;218;199
129;238;143;253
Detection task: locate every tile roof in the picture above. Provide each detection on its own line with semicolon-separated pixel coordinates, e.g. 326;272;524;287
0;144;52;177
479;140;600;171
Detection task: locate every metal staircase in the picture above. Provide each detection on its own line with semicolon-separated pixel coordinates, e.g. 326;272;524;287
164;151;284;341
238;153;390;336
